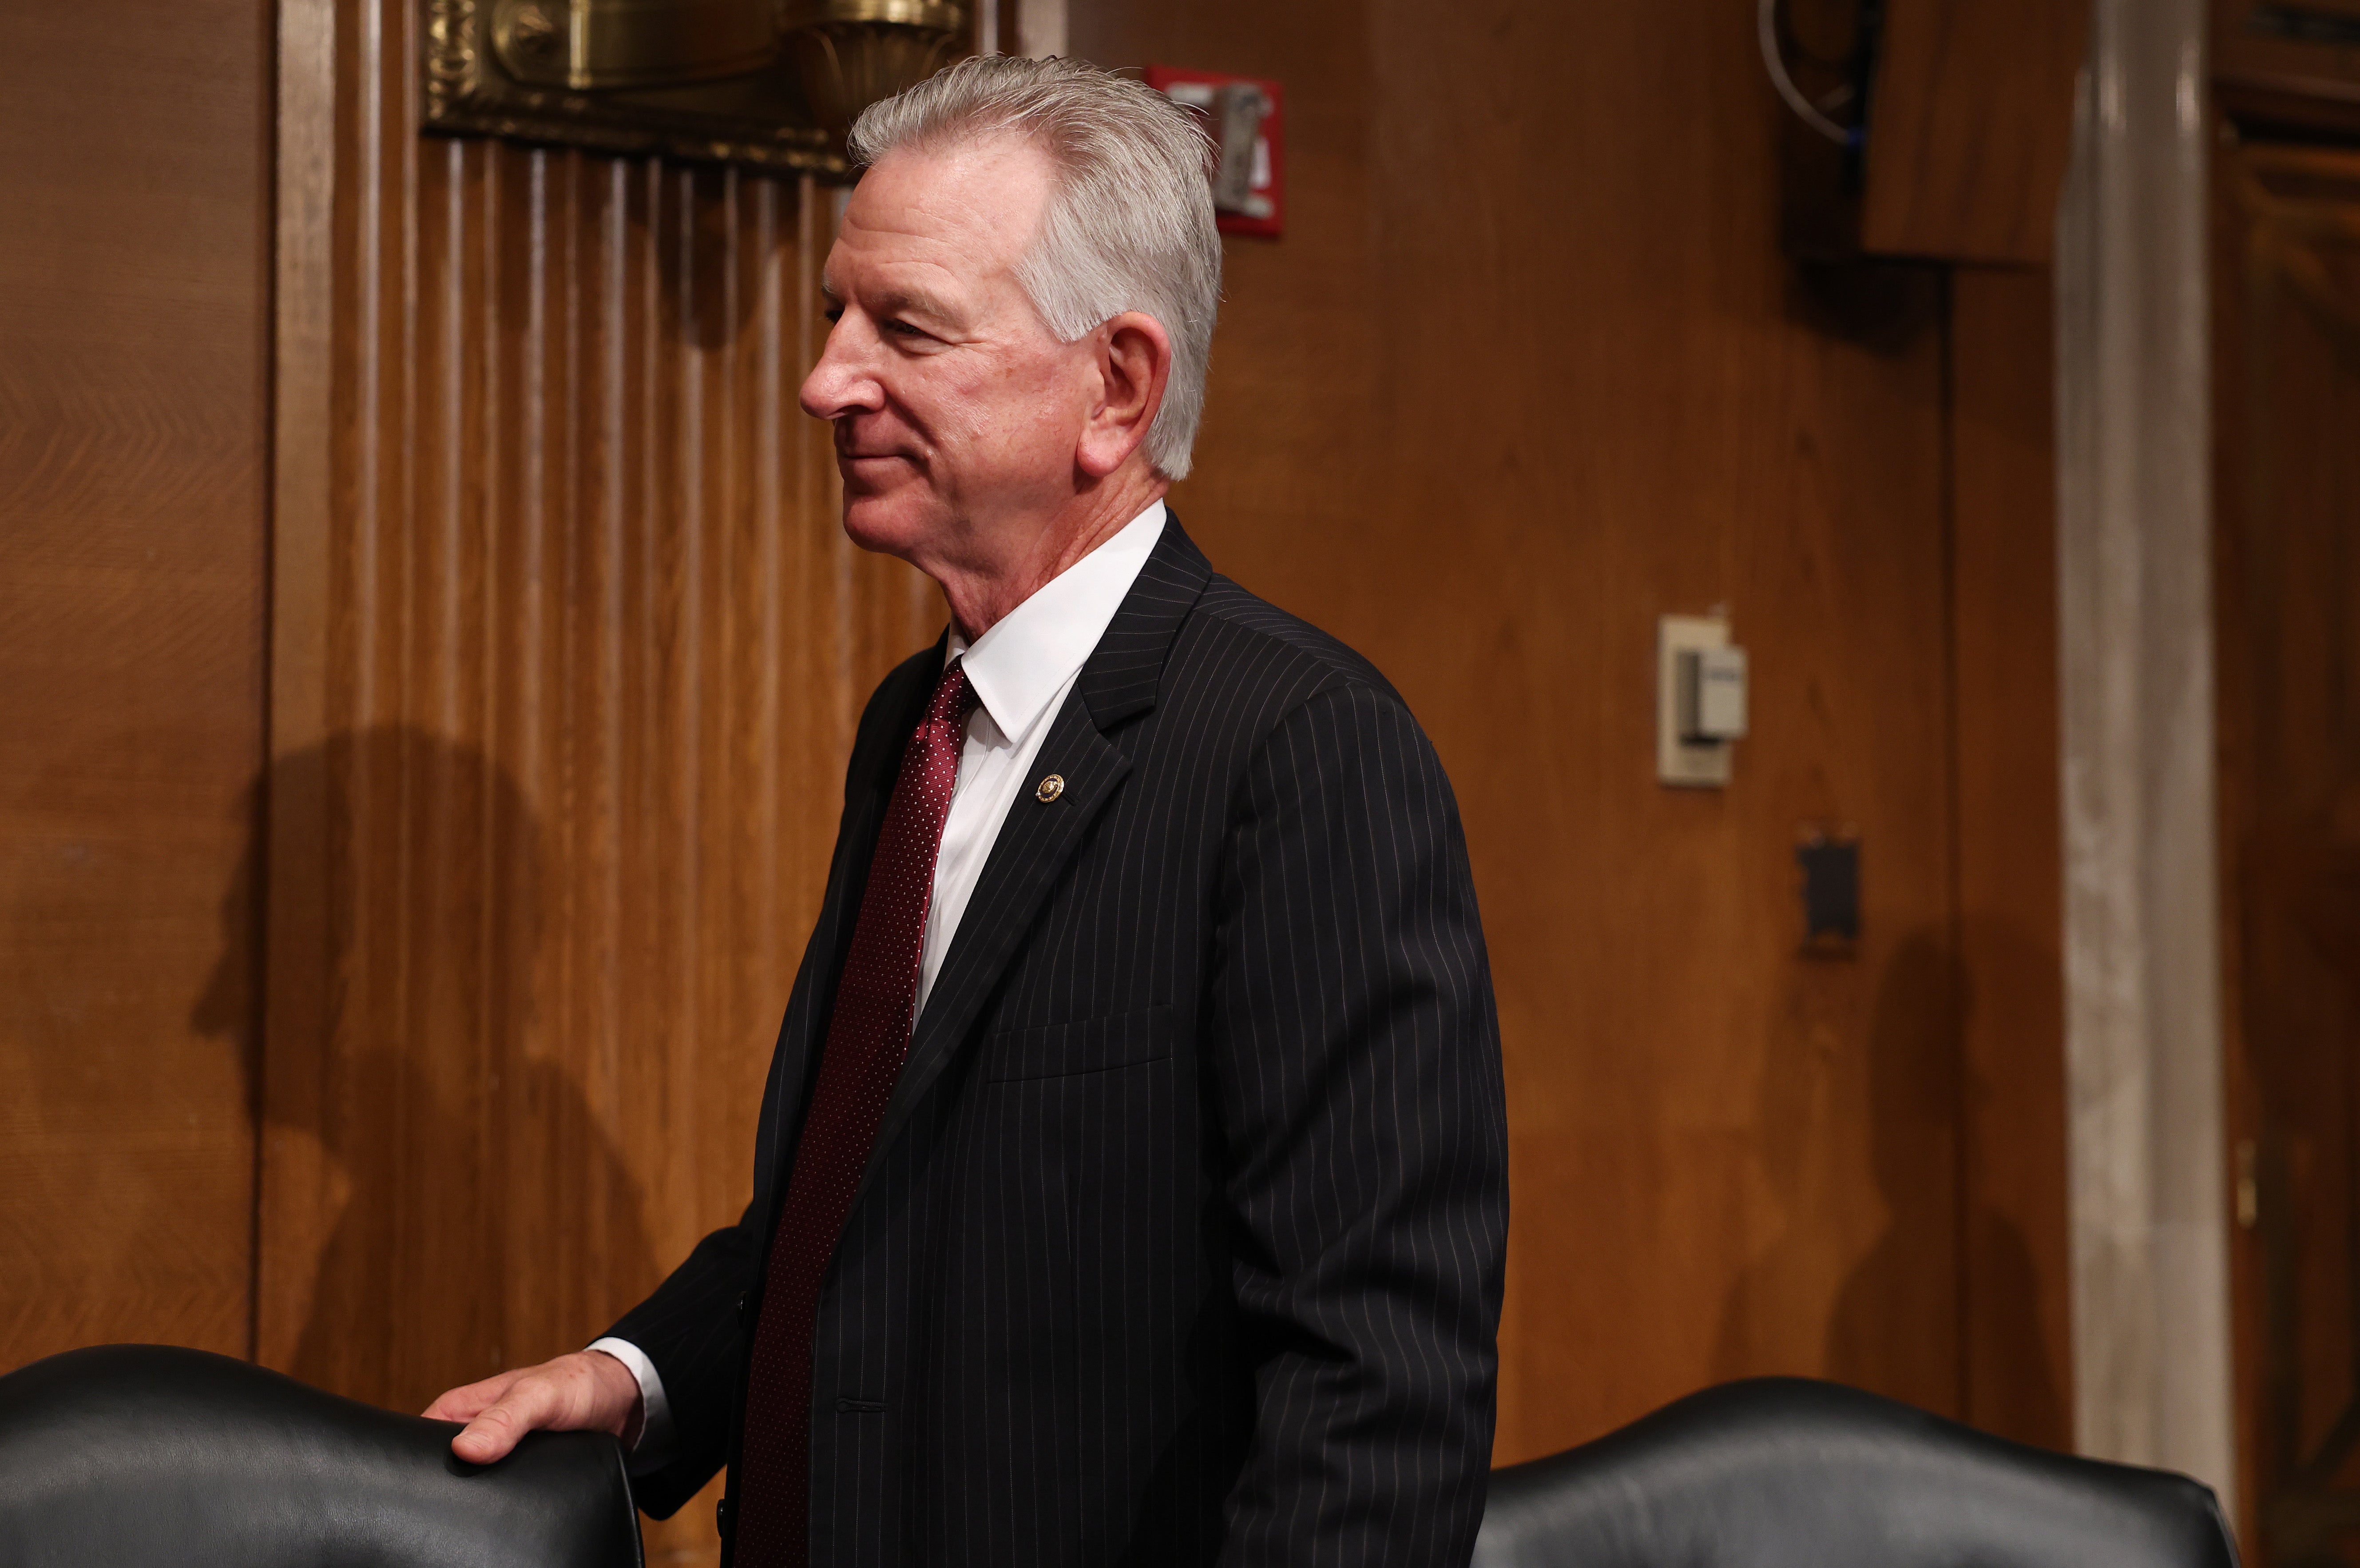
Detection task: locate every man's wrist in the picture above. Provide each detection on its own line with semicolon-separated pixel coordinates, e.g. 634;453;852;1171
584;1347;645;1448
585;1337;674;1473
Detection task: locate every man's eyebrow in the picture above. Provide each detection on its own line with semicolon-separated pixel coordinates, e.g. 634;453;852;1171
817;276;965;327
877;286;961;324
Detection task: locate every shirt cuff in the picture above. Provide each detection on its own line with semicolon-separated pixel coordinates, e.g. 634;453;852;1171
588;1336;678;1476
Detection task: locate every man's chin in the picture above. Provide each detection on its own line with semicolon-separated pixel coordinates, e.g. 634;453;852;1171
839;492;939;562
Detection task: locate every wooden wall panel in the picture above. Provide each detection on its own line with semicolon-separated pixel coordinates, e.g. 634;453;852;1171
1951;266;2072;1449
2214;0;2360;143
2215;142;2360;1568
266;6;934;1560
1074;0;2067;1464
0;0;269;1370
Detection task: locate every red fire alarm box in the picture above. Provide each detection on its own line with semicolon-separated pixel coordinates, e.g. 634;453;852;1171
1146;65;1284;238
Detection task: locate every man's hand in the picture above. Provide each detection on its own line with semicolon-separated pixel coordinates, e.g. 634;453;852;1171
423;1349;643;1465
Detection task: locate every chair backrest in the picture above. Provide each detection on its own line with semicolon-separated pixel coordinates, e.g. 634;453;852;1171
1474;1377;2237;1568
0;1344;642;1568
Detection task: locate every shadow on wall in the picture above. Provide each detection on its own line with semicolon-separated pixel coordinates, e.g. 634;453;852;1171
190;726;662;1413
1711;931;2063;1445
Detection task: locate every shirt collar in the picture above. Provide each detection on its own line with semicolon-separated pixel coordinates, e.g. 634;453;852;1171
946;500;1167;748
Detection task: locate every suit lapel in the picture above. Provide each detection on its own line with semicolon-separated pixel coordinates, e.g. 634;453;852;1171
856;518;1216;1190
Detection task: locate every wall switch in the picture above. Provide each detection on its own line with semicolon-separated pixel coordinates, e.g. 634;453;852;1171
1658;614;1745;787
1680;644;1749;742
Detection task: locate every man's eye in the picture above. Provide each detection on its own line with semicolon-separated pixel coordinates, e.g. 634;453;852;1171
823;305;844;325
885;319;925;338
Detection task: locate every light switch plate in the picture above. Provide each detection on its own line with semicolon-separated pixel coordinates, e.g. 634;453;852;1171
1684;644;1749;741
1659;613;1734;787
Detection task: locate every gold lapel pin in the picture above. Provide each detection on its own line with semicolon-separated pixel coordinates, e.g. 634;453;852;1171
1035;774;1065;803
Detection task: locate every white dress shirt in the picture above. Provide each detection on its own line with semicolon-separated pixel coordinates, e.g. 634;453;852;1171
593;500;1166;1471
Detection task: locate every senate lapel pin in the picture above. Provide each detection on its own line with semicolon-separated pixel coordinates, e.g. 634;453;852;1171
1035;774;1065;803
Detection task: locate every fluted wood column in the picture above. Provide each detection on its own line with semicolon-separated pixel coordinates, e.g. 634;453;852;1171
268;4;936;1557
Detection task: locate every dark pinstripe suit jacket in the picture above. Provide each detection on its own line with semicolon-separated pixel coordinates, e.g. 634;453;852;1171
607;517;1508;1567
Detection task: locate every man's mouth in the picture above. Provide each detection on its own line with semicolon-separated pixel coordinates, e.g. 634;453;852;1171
837;442;920;467
837;450;918;492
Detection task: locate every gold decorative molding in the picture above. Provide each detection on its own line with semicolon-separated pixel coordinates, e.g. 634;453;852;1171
423;0;849;175
783;0;969;136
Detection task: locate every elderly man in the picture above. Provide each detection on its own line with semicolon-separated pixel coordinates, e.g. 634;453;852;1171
426;55;1507;1568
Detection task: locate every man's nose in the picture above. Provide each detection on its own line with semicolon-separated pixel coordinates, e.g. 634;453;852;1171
799;320;882;421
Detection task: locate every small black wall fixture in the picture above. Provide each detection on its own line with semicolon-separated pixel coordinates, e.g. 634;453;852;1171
1797;828;1862;957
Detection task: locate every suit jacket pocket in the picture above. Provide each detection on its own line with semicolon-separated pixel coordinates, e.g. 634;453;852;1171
981;1004;1174;1082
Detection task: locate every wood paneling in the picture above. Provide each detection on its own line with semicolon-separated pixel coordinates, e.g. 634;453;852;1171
2215;0;2360;143
266;6;934;1559
1075;0;2067;1463
2216;140;2360;1568
0;0;2077;1546
1860;0;2087;264
1952;266;2072;1450
0;0;270;1369
0;0;2074;1537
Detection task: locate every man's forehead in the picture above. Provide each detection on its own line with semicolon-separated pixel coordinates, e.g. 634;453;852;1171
830;137;1052;286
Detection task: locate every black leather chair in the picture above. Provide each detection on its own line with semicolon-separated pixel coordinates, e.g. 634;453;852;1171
1474;1377;2237;1568
0;1344;641;1568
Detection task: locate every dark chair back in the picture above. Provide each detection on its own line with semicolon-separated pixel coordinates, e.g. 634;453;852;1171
1475;1377;2237;1568
0;1344;641;1568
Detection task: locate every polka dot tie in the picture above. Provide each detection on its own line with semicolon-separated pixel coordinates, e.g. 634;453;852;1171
734;659;980;1567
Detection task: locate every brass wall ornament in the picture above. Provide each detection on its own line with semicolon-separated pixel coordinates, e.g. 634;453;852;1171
424;0;971;175
782;0;969;137
491;0;776;90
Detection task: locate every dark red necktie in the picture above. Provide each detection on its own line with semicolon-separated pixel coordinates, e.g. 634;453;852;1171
734;659;978;1567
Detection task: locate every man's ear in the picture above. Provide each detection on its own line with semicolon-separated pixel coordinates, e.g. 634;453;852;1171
1076;311;1172;479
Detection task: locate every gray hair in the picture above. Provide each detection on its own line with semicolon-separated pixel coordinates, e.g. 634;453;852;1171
847;56;1222;481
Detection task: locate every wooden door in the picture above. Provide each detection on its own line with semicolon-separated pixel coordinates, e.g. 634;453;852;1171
2219;139;2360;1567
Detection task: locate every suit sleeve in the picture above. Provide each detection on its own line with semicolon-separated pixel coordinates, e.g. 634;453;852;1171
1208;681;1510;1568
599;1199;764;1517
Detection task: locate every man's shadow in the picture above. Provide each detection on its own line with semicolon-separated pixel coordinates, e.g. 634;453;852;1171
192;726;661;1415
1712;931;2063;1445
